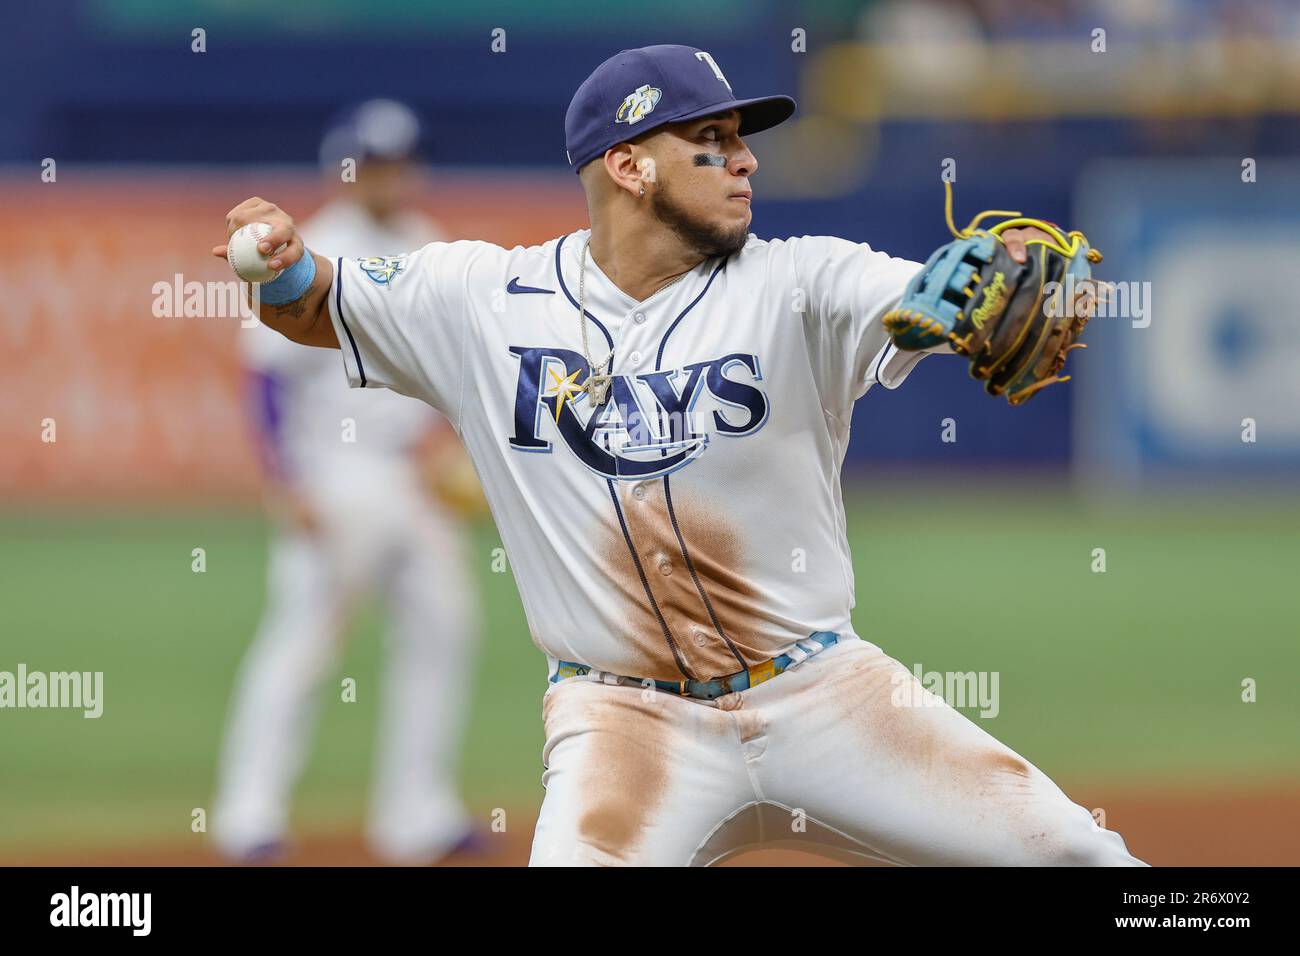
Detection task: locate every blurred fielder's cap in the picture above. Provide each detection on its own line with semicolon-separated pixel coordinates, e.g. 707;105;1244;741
319;98;424;170
564;44;796;173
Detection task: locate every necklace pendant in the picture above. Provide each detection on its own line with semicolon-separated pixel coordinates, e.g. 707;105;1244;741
585;373;612;405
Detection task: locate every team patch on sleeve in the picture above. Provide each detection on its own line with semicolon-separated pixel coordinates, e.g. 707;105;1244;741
357;256;407;286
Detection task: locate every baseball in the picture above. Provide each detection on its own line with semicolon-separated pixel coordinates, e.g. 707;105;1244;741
226;222;286;284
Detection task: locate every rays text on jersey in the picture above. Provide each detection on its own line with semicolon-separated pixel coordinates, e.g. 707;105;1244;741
507;346;768;480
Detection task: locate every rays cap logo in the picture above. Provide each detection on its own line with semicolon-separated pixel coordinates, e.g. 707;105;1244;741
564;44;796;172
615;84;662;125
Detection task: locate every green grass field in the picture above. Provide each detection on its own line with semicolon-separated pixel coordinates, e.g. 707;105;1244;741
2;488;1298;855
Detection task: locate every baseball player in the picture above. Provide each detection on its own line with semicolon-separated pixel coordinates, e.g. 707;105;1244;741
212;100;480;864
212;46;1145;866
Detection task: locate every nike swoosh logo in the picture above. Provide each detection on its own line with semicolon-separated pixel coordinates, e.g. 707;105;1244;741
506;277;555;295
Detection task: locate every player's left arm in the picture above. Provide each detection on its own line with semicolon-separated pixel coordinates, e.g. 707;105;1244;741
788;235;937;415
788;225;1063;413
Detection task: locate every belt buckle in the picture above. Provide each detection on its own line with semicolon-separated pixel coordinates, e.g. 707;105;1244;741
677;679;692;697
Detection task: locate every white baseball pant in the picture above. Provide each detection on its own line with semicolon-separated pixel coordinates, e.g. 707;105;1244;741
213;462;477;863
529;636;1146;866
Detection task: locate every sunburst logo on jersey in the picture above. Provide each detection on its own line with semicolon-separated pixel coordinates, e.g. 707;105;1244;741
615;85;662;125
545;367;586;423
358;256;406;285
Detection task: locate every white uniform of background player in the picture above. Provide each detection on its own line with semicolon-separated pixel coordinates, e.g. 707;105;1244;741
253;47;1145;866
213;101;479;863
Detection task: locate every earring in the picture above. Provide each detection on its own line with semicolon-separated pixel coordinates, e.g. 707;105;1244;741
639;185;645;197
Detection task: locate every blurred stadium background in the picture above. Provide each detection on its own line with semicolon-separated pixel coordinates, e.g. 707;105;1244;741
1;0;1297;865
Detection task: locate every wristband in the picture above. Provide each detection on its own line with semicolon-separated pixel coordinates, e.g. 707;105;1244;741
259;248;317;305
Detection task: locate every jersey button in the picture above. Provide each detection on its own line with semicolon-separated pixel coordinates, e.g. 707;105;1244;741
633;311;646;324
632;485;646;501
628;350;643;367
657;560;672;576
693;631;708;647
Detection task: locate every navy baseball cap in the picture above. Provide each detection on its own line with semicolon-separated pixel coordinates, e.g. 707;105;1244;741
565;44;796;173
320;99;424;170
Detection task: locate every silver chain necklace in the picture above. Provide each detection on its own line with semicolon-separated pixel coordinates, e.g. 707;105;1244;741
576;239;615;405
577;237;689;406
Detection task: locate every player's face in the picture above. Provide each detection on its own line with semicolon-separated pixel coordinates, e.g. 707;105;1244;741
646;110;756;258
354;157;415;220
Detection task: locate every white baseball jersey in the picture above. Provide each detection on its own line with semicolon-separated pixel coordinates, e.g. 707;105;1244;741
326;228;930;682
241;199;446;481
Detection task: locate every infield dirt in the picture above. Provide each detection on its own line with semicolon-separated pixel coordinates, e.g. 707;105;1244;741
7;782;1295;867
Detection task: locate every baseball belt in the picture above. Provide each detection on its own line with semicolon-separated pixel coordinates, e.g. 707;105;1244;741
550;631;843;701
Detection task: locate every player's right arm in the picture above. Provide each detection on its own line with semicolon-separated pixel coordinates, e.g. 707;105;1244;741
211;197;339;349
216;196;498;424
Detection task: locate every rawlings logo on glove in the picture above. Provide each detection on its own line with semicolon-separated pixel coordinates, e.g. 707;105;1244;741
882;183;1102;406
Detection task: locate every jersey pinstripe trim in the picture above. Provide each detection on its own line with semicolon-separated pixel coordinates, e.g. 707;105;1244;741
333;256;368;387
662;475;749;672
607;478;693;680
655;258;727;368
554;235;615;350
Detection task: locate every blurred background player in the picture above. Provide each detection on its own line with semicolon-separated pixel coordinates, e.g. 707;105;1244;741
211;99;483;864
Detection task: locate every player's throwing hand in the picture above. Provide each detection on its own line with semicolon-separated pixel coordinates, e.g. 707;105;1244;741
211;197;304;271
212;197;338;349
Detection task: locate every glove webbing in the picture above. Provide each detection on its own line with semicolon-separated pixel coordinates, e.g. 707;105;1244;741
942;180;1102;265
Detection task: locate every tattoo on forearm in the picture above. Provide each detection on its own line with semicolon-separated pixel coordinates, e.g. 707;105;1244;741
270;298;308;321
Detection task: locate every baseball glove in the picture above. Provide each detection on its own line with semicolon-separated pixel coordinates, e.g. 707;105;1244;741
882;182;1102;405
429;446;490;520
